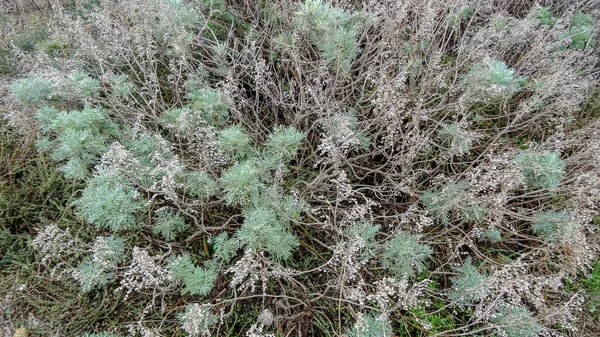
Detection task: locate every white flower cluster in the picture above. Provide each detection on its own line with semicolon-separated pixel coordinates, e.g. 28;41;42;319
31;224;75;266
117;247;173;300
227;250;295;294
181;303;214;337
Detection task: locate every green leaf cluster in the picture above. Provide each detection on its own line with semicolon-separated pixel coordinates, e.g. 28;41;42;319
383;231;432;278
36;107;119;180
152;209;188;241
447;257;488;308
73;171;143;231
516;151;565;191
490;305;542;337
11;76;56;106
531;211;570;242
559;12;596;51
292;0;362;73
169;254;217;296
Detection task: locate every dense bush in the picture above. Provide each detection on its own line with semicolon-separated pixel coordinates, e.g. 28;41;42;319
2;0;600;336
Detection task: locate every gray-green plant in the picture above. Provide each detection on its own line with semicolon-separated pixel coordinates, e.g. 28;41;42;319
422;181;470;224
531;211;570;242
448;257;488;308
236;204;299;261
80;332;121;337
108;74;135;98
490;305;542;337
292;0;362;73
36;106;119;180
73;257;114;292
152;209;188;241
219;161;263;205
479;227;502;243
169;254;217;296
438;123;476;157
559;12;596;51
177;171;218;200
516;151;565;190
11;76;56;106
217;124;253;160
187;88;229;126
73;171;144;232
345;313;393;337
462;58;527;101
264;125;305;162
72;71;100;98
383;231;432;278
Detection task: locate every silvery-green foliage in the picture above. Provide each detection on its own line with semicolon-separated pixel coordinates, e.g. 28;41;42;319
187;88;229;127
158;107;206;138
217;125;254;160
74;171;143;231
264;125;305;162
71;71;100;98
461;204;488;223
490;305;542;337
318;110;370;163
119;131;179;188
177;171;218;200
448;257;488;308
169;254;217;296
461;58;527;101
108;74;135;98
516;151;565;190
211;232;239;265
73;257;114;292
345;313;393;337
346;221;380;258
479;227;502;243
292;0;361;73
11;75;56;106
383;232;432;278
237;205;299;261
438;123;477;157
180;303;217;337
219;161;263;205
36;107;118;180
422;181;470;224
92;235;126;266
152;209;188;241
537;7;557;27
531;211;570;242
559;12;596;51
278;194;306;222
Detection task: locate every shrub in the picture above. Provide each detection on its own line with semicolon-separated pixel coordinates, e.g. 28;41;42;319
516;151;565;191
531;211;570;242
490;305;542;337
152;209;187;241
462;58;527;101
169;254;217;296
560;12;596;51
345;313;393;337
292;0;362;73
237;205;299;261
73;171;143;231
11;76;56;106
447;257;488;308
382;232;432;278
219;161;263;205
